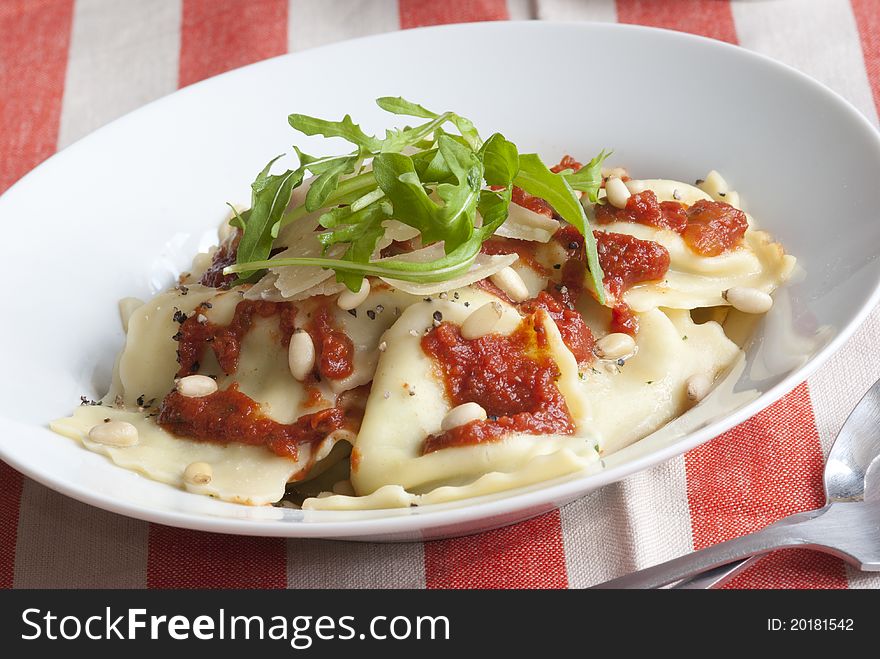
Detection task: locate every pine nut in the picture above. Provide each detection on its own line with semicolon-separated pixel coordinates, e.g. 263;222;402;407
176;374;218;398
686;373;712;403
723;287;773;314
288;329;315;381
184;462;213;485
698;170;729;200
624;179;646;194
490;267;530;302
605;177;631;209
441;402;488;432
88;421;139;448
337;278;371;311
461;301;503;340
595;332;636;360
601;166;628;179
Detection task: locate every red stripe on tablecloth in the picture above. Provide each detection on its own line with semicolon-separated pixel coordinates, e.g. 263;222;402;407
179;0;288;88
616;0;737;44
0;0;72;588
425;511;568;589
851;0;880;115
398;0;508;28
0;463;23;588
147;525;287;588
0;0;74;193
685;383;848;589
400;0;567;589
146;0;289;588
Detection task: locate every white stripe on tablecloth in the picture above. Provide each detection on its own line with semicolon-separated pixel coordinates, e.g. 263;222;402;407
287;0;400;52
731;0;879;126
807;305;880;588
57;0;182;149
286;539;426;588
535;0;617;22
560;457;694;587
14;479;148;588
506;0;535;21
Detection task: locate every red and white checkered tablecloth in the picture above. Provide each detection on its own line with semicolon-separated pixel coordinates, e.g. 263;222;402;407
2;0;879;590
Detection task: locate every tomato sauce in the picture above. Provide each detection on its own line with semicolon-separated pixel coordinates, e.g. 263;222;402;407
610;303;639;336
306;304;355;381
176;300;297;377
681;199;748;256
511;186;554;218
595;190;688;233
594;190;747;256
550;155;583;173
595;231;670;300
157;386;346;459
520;292;593;365
481;237;548;275
420;313;575;453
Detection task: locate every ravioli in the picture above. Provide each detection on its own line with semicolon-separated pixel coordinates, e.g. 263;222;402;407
351;288;599;496
53;145;793;512
593;179;795;312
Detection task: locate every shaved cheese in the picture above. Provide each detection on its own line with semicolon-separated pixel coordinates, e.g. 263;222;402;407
270;216;345;299
493;203;560;243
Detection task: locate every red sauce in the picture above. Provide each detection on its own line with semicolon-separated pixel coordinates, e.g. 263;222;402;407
595;190;688;233
520;292;594;365
550;155;583;174
176;300;297;377
306;304;355;380
481;237;548;275
595;230;670;300
512;186;554;218
681;199;748;256
199;231;240;289
420;313;575;453
594;191;747;256
473;277;514;305
157;386;345;459
610;303;639;336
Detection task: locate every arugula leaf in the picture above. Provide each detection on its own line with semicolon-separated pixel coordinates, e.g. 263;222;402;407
234;156;304;279
480;133;519;187
372;152;439;237
564;149;610;203
433;135;481;251
288;113;382;151
477;187;512;236
304;153;358;211
375;97;438;119
231;97;610;304
514;153;606;304
315;201;391;290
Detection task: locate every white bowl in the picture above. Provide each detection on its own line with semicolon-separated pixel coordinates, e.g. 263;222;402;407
1;22;879;541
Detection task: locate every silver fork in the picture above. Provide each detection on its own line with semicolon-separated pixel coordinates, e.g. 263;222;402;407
592;499;880;588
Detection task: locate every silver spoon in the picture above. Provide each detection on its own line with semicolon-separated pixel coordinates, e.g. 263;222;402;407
595;377;880;589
